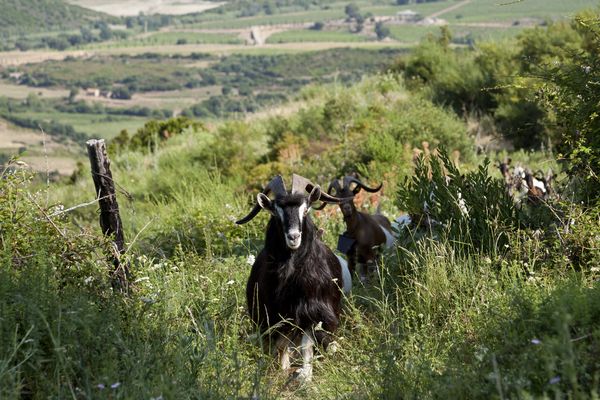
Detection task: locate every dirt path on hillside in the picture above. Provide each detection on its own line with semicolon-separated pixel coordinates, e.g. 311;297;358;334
427;0;471;18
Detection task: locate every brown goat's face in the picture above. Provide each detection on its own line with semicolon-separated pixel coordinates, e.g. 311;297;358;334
332;187;356;219
340;200;355;219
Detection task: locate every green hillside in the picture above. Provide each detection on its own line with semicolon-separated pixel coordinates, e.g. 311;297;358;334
0;0;112;36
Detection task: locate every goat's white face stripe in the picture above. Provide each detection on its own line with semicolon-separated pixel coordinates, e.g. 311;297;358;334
298;203;307;225
287;203;307;236
275;204;285;222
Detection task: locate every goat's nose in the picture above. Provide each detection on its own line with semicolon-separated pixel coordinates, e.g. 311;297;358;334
287;232;300;241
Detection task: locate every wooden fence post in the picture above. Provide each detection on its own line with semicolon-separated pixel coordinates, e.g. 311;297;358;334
86;139;129;292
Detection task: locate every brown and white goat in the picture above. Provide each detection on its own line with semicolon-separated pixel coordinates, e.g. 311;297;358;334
318;175;394;283
236;174;350;382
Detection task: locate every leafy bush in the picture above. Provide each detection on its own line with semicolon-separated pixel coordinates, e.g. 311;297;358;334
397;150;518;254
536;11;600;202
395;18;591;149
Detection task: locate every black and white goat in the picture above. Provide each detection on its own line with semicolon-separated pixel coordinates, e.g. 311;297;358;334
497;159;554;204
318;175;394;283
236;174;350;382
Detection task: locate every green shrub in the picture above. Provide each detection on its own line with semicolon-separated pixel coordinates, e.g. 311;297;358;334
397;150;518;254
537;11;600;203
396;19;591;150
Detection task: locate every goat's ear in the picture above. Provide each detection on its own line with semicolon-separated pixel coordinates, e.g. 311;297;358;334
308;185;322;205
257;193;275;214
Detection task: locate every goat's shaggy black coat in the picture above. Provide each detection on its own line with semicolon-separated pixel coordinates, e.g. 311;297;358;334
246;197;342;346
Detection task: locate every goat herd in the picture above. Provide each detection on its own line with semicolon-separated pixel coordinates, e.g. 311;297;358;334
235;160;555;383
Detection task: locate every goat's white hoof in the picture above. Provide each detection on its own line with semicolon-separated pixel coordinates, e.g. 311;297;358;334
292;367;313;382
327;341;339;354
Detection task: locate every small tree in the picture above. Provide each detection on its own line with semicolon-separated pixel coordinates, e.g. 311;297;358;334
68;87;79;103
345;3;360;21
311;21;325;30
375;22;390;40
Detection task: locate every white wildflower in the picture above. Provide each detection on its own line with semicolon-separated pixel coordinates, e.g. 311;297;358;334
97;384;105;390
549;376;561;385
226;280;235;285
457;192;469;217
246;254;256;265
531;338;541;345
111;382;121;389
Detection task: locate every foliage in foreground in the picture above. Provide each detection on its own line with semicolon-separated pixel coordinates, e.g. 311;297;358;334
2;154;600;398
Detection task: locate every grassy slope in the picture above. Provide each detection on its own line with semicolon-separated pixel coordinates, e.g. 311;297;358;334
0;0;112;36
1;74;598;398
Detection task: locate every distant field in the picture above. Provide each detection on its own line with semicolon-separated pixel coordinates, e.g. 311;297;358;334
0;82;69;100
0;118;79;174
67;0;224;16
87;31;244;49
11;111;147;140
449;24;526;42
190;1;452;29
1;41;409;69
362;1;450;17
267;29;370;44
195;8;347;29
442;0;599;23
74;86;223;110
387;23;525;43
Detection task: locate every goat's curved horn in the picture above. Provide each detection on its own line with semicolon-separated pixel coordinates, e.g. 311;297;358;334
236;175;287;225
291;174;350;203
327;179;342;195
344;176;383;193
313;202;327;210
312;179;344;210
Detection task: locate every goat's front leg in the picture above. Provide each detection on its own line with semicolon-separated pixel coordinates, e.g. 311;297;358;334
276;335;293;371
293;332;314;382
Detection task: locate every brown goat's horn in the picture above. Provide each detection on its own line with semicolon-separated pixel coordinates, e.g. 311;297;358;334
236;175;287;225
345;177;383;193
292;174;350;204
313;179;346;210
327;179;342;196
